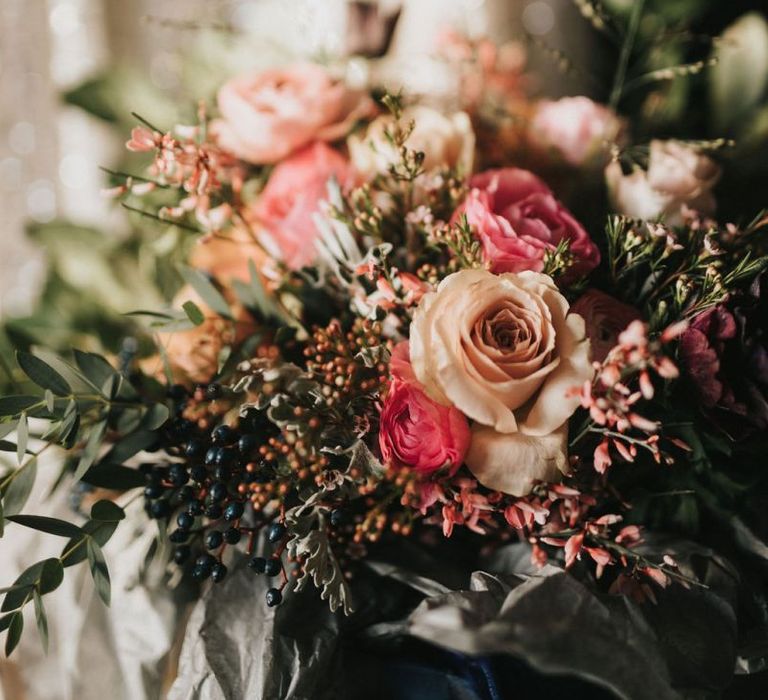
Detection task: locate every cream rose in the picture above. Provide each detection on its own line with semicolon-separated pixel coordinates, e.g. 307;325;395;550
409;269;593;496
348;105;475;179
606;140;720;224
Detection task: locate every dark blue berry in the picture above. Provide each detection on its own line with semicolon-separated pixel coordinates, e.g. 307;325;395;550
238;434;259;455
176;485;194;502
168;464;189;487
205;383;224;400
211;562;228;583
173;545;191;564
330;509;346;527
195;553;216;573
205;447;220;465
216;447;237;467
169;529;188;543
267;522;286;543
209;482;228;502
264;558;281;577
211;425;236;446
191;565;209;581
223;501;244;522
265;588;282;607
205;504;223;519
223;527;241;544
176;511;194;530
214;466;232;481
190;464;207;482
144;484;162;499
185;439;206;458
150;500;171;519
187;499;204;516
205;530;223;549
249;556;267;573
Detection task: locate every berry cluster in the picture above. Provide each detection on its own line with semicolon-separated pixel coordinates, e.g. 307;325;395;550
141;382;290;606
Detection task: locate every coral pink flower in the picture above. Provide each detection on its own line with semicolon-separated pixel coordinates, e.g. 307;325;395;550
379;342;470;475
250;142;349;270
212;64;372;164
457;168;600;280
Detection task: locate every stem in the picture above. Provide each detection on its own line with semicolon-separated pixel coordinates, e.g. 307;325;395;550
609;0;645;110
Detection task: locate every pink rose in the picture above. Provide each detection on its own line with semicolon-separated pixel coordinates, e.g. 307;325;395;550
529;97;621;166
570;289;642;362
379;342;470;475
458;168;600;280
250;142;349;270
212;64;372;164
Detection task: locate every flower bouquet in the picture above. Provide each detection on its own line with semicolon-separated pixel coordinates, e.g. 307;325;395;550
2;4;768;698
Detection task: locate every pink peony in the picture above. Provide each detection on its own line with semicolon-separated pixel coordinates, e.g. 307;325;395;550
379;342;470;475
459;168;600;280
529;97;621;166
250;142;349;270
211;64;372;164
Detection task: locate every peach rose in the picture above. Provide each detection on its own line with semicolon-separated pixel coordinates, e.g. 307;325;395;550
409;269;593;495
348;106;475;179
249;142;350;270
212;63;372;164
606;140;720;223
189;225;269;284
529;97;621;167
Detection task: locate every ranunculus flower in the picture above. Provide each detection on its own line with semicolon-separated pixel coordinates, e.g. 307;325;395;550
528;96;621;167
249;142;349;270
570;289;642;362
189;225;269;284
379;342;471;475
348;106;475;179
458;168;600;280
409;269;593;495
212;64;372;164
679;276;768;436
606;140;720;224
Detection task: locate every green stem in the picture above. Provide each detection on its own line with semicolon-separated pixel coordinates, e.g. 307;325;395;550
609;0;645;110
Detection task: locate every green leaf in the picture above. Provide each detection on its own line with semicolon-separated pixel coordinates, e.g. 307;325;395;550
90;500;125;522
38;559;64;595
0;498;3;537
16;413;28;465
101;430;156;464
6;515;83;538
73;420;107;482
0;396;39;416
61;413;81;450
86;538;111;605
1;558;62;612
179;265;232;319
3;458;38;517
0;612;14;632
0;422;17;441
16;351;71;396
81;464;144;490
44;390;54;413
61;520;118;567
4;611;23;656
73;349;118;392
33;590;48;654
182;300;206;326
140;403;169;431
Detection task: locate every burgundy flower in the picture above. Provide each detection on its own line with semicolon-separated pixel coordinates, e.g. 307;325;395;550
571;289;642;362
679;276;768;434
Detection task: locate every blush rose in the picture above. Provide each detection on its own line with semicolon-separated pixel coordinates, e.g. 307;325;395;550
409;269;594;496
249;142;349;270
459;168;600;280
212;63;372;164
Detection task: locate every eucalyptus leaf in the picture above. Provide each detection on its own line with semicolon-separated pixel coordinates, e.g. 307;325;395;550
179;265;232;319
33;589;48;654
0;396;40;417
101;429;157;464
6;515;83;538
16;412;28;465
90;500;125;522
44;390;54;413
182;300;206;326
73;349;118;392
16;351;71;396
82;464;145;490
4;611;23;656
86;538;111;605
2;457;38;517
73;420;107;482
140;403;169;431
